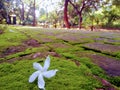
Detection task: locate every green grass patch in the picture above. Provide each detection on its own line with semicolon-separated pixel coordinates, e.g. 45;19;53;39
0;25;28;50
0;25;120;89
113;51;120;59
61;52;106;77
108;76;120;87
0;57;103;90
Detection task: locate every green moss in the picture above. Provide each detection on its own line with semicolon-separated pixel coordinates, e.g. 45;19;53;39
0;25;28;50
113;51;120;59
0;57;103;90
55;46;84;54
108;76;120;88
0;25;120;89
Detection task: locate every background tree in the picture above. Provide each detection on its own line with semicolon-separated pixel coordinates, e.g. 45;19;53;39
102;0;120;28
1;0;119;29
64;0;70;28
67;0;103;29
0;0;14;24
0;0;7;23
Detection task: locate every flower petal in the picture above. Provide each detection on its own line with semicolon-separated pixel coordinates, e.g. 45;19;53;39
43;56;50;71
33;62;43;70
29;71;39;83
43;69;58;78
38;74;45;89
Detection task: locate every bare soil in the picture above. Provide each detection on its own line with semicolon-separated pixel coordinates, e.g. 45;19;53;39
0;29;3;34
23;39;40;47
82;42;120;76
90;54;120;76
1;45;26;56
0;39;40;58
83;42;120;53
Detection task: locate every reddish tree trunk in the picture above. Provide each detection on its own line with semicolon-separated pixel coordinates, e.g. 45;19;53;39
64;0;70;28
78;13;82;29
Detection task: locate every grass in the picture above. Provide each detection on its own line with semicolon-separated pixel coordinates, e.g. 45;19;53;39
0;57;103;90
113;51;120;59
0;25;120;90
0;25;28;51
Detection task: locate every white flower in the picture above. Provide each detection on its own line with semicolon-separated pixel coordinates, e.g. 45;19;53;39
29;56;58;89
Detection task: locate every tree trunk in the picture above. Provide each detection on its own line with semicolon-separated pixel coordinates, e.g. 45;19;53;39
64;0;70;28
6;15;11;24
33;0;36;26
78;13;82;29
21;3;24;22
68;0;85;29
13;16;16;24
19;0;25;25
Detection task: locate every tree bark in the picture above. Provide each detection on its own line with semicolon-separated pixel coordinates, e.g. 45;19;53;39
78;1;85;29
19;0;25;25
7;15;11;24
78;13;82;29
33;0;36;26
64;0;70;28
13;16;16;24
68;0;84;29
21;2;24;22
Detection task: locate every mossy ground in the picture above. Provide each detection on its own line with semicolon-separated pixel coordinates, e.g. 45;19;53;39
0;25;120;90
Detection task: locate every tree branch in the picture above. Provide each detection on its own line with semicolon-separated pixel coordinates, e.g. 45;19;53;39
68;0;80;14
